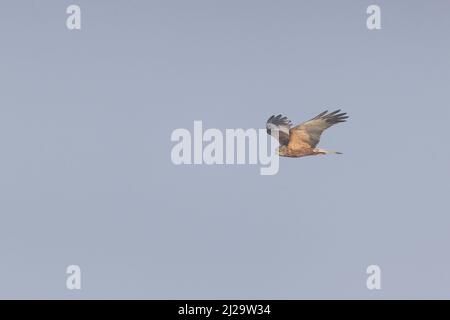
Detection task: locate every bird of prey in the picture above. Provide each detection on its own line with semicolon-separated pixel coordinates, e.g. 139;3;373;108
266;110;348;157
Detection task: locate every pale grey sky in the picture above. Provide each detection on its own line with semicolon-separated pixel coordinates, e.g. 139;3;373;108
0;0;449;298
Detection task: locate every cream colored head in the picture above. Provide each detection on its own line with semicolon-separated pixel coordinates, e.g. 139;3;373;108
277;145;289;157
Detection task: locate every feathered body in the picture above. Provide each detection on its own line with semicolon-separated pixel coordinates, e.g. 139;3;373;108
266;110;348;157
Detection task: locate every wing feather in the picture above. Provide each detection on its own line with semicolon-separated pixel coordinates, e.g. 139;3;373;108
288;110;348;149
266;114;292;146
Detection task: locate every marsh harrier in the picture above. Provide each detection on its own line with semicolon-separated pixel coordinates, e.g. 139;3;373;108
266;110;348;157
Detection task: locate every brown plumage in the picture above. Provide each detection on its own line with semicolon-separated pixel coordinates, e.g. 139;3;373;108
266;110;348;157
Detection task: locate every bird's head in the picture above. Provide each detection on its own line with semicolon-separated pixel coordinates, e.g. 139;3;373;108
277;145;288;156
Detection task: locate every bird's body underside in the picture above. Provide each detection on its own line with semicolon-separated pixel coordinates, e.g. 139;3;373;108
266;110;348;158
277;147;341;158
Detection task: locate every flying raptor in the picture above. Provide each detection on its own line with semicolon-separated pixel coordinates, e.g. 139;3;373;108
266;110;348;157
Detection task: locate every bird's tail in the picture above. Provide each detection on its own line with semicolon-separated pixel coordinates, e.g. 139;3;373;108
315;148;343;155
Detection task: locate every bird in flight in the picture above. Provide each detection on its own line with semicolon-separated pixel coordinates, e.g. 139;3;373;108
266;110;348;157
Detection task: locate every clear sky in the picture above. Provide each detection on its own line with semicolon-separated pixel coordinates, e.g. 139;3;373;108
0;0;449;298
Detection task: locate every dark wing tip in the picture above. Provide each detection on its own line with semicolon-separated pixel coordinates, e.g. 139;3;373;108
266;114;292;127
312;110;328;120
321;109;349;124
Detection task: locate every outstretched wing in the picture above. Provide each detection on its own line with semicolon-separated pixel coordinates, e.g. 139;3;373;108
266;114;292;146
288;110;348;149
